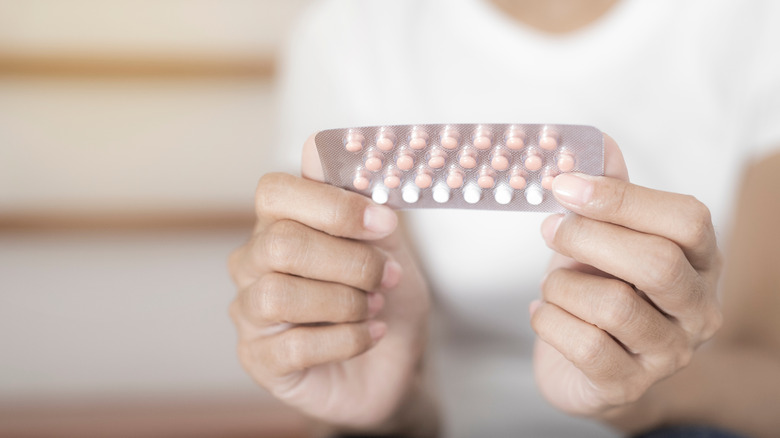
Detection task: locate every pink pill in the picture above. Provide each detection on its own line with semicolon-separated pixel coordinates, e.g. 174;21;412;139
478;175;495;189
542;175;555;190
524;154;542;171
491;155;509;171
384;175;401;188
539;135;558;151
557;153;575;172
346;139;363;152
376;137;394;151
505;136;524;150
428;155;445;168
473;136;491;150
509;175;527;190
441;135;458;149
365;156;383;171
447;170;464;189
397;154;414;170
428;148;447;168
415;172;432;188
459;155;476;169
353;175;370;190
409;137;427;149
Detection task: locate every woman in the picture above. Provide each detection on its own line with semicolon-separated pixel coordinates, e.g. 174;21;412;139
229;1;780;436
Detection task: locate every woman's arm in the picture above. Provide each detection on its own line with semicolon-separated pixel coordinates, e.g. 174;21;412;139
606;150;780;438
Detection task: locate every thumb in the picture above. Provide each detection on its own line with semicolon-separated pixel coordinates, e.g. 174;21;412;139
603;133;629;182
301;133;325;182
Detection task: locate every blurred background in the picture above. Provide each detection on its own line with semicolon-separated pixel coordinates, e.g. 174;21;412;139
0;1;314;436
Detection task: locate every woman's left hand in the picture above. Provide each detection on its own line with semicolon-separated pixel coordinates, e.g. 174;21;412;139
531;134;723;416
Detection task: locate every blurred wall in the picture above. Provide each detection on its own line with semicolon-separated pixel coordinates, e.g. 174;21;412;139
0;1;311;435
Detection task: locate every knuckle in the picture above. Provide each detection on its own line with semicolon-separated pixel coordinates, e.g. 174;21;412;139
227;246;245;283
261;220;306;271
342;324;370;357
541;269;566;298
277;331;310;372
598;281;639;329
680;196;713;247
353;246;386;290
327;189;364;231
601;180;631;218
247;274;287;322
571;329;609;366
639;237;687;292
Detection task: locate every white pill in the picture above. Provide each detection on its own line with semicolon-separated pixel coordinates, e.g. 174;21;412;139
494;184;513;205
372;185;390;204
402;184;420;204
525;185;544;205
432;183;450;203
463;183;481;204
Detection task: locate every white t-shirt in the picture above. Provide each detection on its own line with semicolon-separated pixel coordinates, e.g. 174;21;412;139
274;1;780;436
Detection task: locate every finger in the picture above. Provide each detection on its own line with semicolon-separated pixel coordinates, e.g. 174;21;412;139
530;301;645;406
252;321;387;376
255;172;398;241
542;269;684;356
602;133;629;182
239;273;385;324
541;213;706;320
550;173;716;270
256;219;401;292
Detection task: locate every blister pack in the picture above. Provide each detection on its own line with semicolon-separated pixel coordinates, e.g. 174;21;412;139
315;124;603;212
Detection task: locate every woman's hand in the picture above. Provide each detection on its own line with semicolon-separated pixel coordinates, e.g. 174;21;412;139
531;134;723;416
228;135;431;430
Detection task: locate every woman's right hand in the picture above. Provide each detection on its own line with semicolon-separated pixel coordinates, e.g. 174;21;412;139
228;136;431;430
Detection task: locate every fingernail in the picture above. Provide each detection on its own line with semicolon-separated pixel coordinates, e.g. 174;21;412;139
553;173;594;206
368;320;387;342
381;259;403;289
540;214;563;243
364;205;398;234
366;292;385;318
529;299;542;317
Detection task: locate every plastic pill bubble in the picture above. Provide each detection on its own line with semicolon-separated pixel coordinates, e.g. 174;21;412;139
352;169;371;190
446;167;465;189
490;146;510;171
472;126;493;150
345;132;365;152
477;166;496;189
364;149;384;172
396;148;415;170
402;183;421;203
440;128;460;149
427;147;447;169
509;166;528;190
504;128;525;150
541;167;558;190
463;183;481;204
556;149;575;172
539;128;559;151
494;184;513;205
432;182;451;203
383;167;402;189
458;147;478;169
372;185;390;204
523;148;543;171
414;167;433;189
525;185;544;205
409;128;429;150
376;130;396;151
